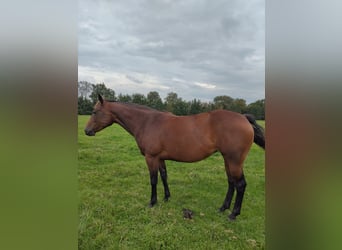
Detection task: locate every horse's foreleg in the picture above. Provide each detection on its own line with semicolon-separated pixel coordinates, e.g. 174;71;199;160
145;155;159;207
159;160;170;201
149;171;158;207
228;174;247;220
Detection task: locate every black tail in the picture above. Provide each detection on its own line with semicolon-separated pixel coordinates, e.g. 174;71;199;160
244;114;265;150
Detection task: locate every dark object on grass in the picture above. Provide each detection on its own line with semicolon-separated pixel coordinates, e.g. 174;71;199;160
183;208;193;219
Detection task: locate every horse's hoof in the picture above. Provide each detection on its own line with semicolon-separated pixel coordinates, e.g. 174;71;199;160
164;196;170;202
149;201;157;207
219;206;227;212
228;213;236;221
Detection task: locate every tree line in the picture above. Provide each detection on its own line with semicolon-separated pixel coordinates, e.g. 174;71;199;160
78;81;265;119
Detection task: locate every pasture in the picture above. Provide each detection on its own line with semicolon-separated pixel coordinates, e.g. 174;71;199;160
78;115;265;249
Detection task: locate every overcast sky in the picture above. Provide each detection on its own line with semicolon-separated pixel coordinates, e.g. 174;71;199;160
78;0;264;103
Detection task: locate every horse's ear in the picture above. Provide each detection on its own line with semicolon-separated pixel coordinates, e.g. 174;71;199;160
98;94;104;104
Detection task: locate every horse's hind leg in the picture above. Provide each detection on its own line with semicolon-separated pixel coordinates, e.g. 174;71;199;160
220;157;236;212
228;173;247;221
159;160;170;201
219;177;235;212
221;155;247;220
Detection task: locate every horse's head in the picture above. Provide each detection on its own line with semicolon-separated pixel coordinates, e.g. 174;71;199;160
84;94;114;136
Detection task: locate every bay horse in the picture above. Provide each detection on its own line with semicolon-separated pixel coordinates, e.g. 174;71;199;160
85;94;265;220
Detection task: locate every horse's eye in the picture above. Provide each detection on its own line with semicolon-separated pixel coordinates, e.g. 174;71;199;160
92;111;97;115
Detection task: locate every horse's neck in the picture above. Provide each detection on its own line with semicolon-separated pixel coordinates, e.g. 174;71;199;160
110;103;148;136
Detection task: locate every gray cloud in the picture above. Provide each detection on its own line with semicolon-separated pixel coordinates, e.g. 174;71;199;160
78;0;264;103
125;74;143;84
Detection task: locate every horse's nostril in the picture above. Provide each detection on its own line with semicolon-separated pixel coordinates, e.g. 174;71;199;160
85;129;95;136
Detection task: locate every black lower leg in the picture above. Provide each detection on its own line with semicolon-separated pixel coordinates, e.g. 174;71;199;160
219;180;235;212
228;175;247;220
159;163;170;201
149;171;158;207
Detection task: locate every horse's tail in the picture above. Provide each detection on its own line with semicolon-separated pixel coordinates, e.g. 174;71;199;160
244;114;265;150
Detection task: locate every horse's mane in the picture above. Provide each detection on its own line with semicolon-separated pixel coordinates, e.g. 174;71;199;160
106;100;162;112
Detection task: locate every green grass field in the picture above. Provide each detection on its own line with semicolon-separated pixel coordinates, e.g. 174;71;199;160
78;115;265;249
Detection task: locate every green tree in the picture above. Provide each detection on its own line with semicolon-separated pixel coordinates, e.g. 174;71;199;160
189;98;203;114
213;95;234;110
78;96;93;115
164;92;189;115
131;93;147;105
165;92;179;113
201;102;215;112
78;81;93;99
246;99;265;120
117;93;132;103
147;91;164;110
232;98;247;113
89;83;116;104
173;98;189;115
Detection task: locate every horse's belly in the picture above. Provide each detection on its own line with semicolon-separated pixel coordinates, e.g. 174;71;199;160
161;141;216;162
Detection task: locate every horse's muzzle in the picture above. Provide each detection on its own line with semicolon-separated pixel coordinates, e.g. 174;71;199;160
84;128;95;136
